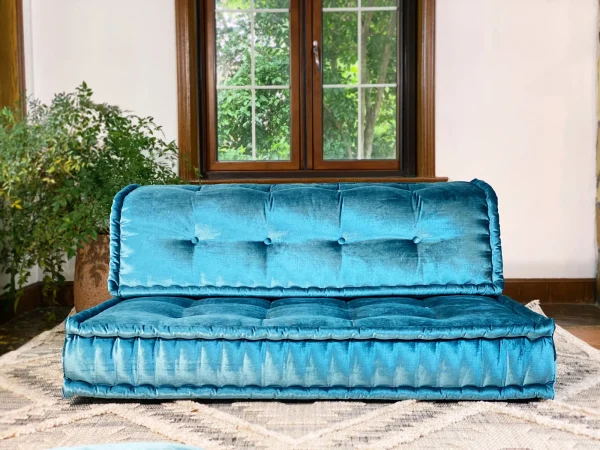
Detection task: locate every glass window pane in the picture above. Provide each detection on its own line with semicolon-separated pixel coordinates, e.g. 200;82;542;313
321;2;399;161
361;87;396;159
255;89;291;161
323;88;358;160
322;12;358;85
255;13;290;86
217;89;252;161
216;6;292;162
216;13;251;86
364;10;397;84
216;0;250;10
323;0;357;7
255;0;289;7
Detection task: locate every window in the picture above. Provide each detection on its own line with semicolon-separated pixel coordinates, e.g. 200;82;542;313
175;0;436;181
208;0;301;171
315;0;408;170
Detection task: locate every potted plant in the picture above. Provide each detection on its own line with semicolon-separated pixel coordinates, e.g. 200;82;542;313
0;83;181;314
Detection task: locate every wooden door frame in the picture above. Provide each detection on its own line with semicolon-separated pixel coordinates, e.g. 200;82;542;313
175;0;436;182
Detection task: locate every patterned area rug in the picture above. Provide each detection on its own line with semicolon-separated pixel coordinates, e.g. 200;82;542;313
0;301;599;450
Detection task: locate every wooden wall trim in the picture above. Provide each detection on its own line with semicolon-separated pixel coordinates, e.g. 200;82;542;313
416;0;435;177
1;278;594;324
504;278;596;305
15;0;25;109
175;0;199;182
0;0;26;111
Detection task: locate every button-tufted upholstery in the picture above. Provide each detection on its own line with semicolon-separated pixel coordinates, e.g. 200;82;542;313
63;180;556;401
108;180;503;298
67;295;553;341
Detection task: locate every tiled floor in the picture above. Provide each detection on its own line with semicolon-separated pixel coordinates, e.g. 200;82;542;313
0;304;598;356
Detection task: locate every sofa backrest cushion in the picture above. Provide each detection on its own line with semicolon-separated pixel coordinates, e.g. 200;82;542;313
108;180;503;298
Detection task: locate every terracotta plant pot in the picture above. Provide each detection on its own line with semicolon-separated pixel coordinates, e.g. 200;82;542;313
74;234;111;312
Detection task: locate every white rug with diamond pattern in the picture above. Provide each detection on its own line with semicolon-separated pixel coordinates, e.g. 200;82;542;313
0;301;599;450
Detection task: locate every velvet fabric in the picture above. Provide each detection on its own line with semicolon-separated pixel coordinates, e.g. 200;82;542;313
63;180;556;401
65;295;553;341
63;295;555;401
108;181;504;299
63;381;554;402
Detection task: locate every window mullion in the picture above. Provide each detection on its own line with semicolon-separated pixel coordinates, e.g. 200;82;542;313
250;1;257;161
357;0;363;160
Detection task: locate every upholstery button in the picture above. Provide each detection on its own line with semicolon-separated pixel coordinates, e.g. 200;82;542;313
191;237;200;244
337;237;346;245
413;236;422;244
263;237;272;245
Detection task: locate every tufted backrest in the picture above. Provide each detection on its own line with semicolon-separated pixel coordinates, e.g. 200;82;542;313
108;180;503;298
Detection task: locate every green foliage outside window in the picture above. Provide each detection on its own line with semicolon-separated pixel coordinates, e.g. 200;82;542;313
215;2;398;161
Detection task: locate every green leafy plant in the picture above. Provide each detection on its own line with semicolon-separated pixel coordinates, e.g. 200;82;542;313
0;83;181;311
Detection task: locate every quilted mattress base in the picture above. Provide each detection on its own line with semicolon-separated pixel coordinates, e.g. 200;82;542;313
64;380;554;401
63;295;556;401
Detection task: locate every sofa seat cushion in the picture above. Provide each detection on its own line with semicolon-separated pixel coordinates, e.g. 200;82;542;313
66;295;553;341
63;295;556;400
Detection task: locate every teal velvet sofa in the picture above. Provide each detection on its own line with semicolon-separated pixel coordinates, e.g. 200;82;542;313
62;180;556;401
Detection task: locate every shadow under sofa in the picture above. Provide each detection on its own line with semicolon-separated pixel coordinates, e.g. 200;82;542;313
62;180;556;401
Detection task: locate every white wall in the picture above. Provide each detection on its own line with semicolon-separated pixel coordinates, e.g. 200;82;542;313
26;0;178;141
436;0;598;278
22;0;597;279
23;0;178;282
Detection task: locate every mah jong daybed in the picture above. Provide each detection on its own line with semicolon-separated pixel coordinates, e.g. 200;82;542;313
63;180;556;401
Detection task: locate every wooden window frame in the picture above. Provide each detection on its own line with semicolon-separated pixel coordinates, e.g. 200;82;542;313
309;1;414;173
175;0;440;183
203;0;302;173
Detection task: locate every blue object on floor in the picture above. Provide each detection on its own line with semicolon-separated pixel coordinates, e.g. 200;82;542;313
63;181;555;400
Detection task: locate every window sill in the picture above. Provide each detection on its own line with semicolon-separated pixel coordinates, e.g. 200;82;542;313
194;174;448;185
